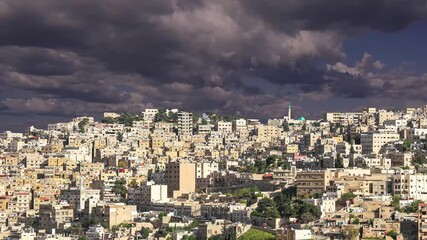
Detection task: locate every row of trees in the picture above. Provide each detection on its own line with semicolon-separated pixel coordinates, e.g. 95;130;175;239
102;113;144;126
229;186;260;206
242;155;290;174
251;187;321;223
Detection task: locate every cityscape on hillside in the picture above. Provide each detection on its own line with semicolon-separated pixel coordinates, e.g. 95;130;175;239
1;106;427;239
2;1;427;240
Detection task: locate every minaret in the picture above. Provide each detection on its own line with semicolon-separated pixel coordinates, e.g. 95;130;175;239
288;104;292;120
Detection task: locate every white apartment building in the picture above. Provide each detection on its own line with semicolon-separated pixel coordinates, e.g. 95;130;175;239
0;131;24;139
406;128;427;141
217;121;232;135
360;132;400;154
143;109;159;122
325;112;363;125
256;125;283;142
196;162;219;178
302;196;336;218
383;119;407;129
267;118;283;127
60;186;101;211
128;181;168;210
355;155;391;169
103;112;121;119
8;140;25;152
198;124;212;135
377;110;397;126
233;119;247;132
393;173;427;201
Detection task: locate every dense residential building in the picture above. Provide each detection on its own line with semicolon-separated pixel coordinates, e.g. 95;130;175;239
164;161;196;198
325;112;363;125
296;170;335;197
0;106;425;239
178;111;193;139
360;131;400;154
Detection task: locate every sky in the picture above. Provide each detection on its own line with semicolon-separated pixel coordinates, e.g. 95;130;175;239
0;0;427;131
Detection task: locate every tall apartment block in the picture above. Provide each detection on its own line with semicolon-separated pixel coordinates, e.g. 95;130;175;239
165;162;196;198
178;111;193;140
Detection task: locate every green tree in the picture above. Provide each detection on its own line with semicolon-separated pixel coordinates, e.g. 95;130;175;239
341;192;357;201
391;195;401;210
387;230;399;240
102;117;116;124
31;217;40;230
266;155;278;168
138;227;151;239
283;121;290;132
413;151;427;165
117;132;123;141
154;109;168;122
251;198;280;219
238;229;275;240
352;218;360;224
402;140;411;152
231;186;259;199
402;200;421;213
118;159;128;168
78;118;89;133
182;235;196;240
335;153;344;168
192;112;200;124
295;201;322;223
112;178;128;199
129;179;139;188
254;160;267;174
116;113;144;126
209;226;237;240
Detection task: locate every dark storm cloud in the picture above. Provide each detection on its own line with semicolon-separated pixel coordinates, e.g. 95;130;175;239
0;47;132;104
0;0;426;122
241;0;427;33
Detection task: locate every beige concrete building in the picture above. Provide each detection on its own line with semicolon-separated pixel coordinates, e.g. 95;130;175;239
360;131;400;154
92;204;137;228
296;170;334;197
256;125;283;142
165;162;196;198
377;110;396;125
39;203;74;231
325;112;363;125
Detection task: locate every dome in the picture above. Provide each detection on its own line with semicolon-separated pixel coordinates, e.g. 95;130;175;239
299;116;306;121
